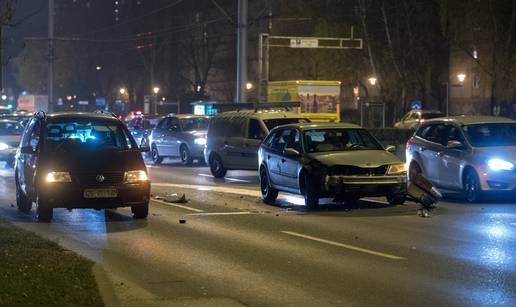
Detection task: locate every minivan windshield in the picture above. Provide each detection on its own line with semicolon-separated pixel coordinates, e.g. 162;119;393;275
463;123;516;147
44;119;135;152
304;128;383;153
263;118;309;131
421;112;443;120
180;117;209;131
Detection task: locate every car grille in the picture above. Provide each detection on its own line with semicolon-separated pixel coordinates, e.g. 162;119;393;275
73;172;124;185
329;165;388;176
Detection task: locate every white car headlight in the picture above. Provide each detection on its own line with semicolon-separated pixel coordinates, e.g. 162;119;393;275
387;163;406;175
194;137;207;145
46;172;72;183
0;142;8;150
488;159;514;171
124;170;148;183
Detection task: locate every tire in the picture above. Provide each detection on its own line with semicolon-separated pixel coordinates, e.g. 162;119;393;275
303;175;319;209
463;169;481;203
132;202;149;219
386;193;406;205
151;144;163;164
141;139;151;161
209;154;227;178
260;168;278;204
16;183;32;214
36;202;53;222
180;145;193;166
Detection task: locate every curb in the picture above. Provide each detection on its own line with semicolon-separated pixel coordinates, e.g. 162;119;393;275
92;264;121;307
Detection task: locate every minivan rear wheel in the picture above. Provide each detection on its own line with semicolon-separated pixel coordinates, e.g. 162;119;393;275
209;154;227;178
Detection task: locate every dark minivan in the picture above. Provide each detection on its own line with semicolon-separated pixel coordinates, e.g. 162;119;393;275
15;112;150;222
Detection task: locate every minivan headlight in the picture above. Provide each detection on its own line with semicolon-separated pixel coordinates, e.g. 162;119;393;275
387;163;406;175
46;171;72;183
124;170;148;183
194;137;207;145
488;159;514;171
0;143;8;150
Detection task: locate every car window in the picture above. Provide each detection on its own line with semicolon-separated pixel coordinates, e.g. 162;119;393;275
0;121;23;135
180;117;208;131
425;124;447;145
304;128;383;152
463;123;516;147
28;120;41;151
262;118;309;131
169;118;180;131
445;124;465;144
248;119;266;140
270;129;290;152
286;129;301;152
157;118;171;129
44;119;135;152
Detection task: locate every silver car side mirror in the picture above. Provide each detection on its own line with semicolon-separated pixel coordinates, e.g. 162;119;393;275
283;148;300;157
385;145;396;153
446;140;463;149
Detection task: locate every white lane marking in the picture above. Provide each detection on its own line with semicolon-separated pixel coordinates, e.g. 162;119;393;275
362;198;390;205
281;231;406;260
198;173;251;183
153;182;261;198
151;198;204;213
187;211;253;216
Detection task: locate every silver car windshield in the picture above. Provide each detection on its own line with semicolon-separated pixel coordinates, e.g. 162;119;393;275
304;128;383;153
463;123;516;147
180;118;209;131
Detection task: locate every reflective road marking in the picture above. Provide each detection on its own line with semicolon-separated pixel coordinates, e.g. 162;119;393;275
153;182;261;198
198;173;251;183
187;211;253;216
281;231;406;260
151;198;205;213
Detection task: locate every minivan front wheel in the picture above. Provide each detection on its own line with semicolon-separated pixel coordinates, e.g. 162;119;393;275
180;145;193;166
209;154;227;178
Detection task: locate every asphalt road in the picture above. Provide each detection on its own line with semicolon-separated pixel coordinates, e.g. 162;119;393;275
0;159;515;306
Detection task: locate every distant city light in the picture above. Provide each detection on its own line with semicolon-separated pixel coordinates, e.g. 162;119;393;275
473;50;478;59
368;77;377;86
119;88;126;95
66;95;72;101
1;94;6;100
153;86;160;94
246;82;253;90
457;73;466;83
161;97;166;101
96;66;102;70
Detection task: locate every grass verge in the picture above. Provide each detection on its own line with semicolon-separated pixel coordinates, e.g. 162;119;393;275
0;219;104;306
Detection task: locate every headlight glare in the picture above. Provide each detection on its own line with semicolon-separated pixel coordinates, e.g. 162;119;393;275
0;142;8;150
194;137;207;145
387;163;406;175
124;170;148;183
488;159;514;171
46;171;72;183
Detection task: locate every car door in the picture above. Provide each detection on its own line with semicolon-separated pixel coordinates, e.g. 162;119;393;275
151;118;169;153
416;124;445;183
438;124;468;189
164;117;181;156
279;129;303;190
239;119;267;170
23;119;41;198
266;129;288;187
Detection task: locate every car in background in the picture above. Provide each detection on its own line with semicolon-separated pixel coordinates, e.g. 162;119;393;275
0;105;12;115
1;111;32;127
15;112;150;222
406;116;516;202
205;109;310;178
394;110;444;129
0;119;23;167
148;114;209;165
127;114;162;146
258;123;407;208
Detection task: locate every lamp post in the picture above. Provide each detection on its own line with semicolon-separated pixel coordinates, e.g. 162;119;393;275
445;73;466;116
153;86;160;115
119;88;126;95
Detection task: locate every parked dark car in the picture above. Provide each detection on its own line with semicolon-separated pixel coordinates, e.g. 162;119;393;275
0;119;23;167
15;112;150;222
127;114;162;146
258;123;407;208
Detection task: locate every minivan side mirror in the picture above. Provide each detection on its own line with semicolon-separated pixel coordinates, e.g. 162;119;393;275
20;146;35;154
446;140;464;149
283;148;300;157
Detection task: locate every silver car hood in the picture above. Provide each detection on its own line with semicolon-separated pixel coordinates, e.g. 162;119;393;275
190;130;207;137
307;150;402;167
472;146;516;163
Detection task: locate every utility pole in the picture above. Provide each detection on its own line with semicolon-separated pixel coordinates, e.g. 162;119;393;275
48;0;55;112
235;0;247;103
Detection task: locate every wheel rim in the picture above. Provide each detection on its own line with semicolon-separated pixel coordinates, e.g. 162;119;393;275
260;171;269;195
152;147;158;161
181;148;188;162
465;174;477;201
211;158;221;173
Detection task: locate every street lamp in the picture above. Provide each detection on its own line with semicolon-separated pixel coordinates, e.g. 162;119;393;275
96;66;102;71
457;73;466;83
445;73;466;116
246;82;253;90
1;94;6;101
119;88;126;95
368;77;377;86
152;86;160;115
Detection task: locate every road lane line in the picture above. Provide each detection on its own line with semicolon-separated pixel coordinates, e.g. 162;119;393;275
151;198;205;212
187;211;253;216
153;182;261;197
281;231;406;260
198;173;251;183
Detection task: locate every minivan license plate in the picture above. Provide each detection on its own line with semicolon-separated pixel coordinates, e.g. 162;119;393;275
83;188;118;199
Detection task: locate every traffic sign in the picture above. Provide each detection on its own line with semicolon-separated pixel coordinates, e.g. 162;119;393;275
290;38;318;48
411;100;422;110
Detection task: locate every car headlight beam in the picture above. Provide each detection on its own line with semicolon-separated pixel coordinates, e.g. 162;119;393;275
46;171;72;183
488;158;514;171
0;142;8;150
387;163;406;175
124;170;149;183
194;137;207;145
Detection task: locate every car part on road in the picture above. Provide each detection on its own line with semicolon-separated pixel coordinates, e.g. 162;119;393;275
407;173;441;216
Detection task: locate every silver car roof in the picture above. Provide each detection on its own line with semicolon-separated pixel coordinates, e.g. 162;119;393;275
425;115;516;125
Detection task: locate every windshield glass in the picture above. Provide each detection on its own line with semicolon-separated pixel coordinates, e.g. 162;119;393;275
263;118;309;131
463;123;516;147
304;128;384;153
421;112;443;120
44;119;135;152
180;118;209;131
0;122;23;135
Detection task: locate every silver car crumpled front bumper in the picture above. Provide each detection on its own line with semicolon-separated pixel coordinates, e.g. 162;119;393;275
323;174;407;196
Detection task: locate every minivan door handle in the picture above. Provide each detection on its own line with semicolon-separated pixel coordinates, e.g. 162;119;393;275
267;155;271;160
281;158;286;163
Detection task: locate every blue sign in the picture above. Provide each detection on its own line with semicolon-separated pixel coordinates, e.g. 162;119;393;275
411;100;422;110
95;97;106;106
